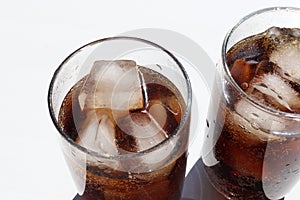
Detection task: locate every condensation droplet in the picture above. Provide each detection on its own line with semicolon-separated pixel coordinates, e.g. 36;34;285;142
206;119;210;128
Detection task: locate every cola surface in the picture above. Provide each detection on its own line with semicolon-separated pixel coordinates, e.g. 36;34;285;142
202;27;300;199
58;64;188;200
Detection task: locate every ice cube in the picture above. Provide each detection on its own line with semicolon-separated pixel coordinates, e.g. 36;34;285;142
133;106;175;166
115;102;175;167
249;73;300;112
148;101;168;129
116;110;168;152
76;111;99;151
234;99;285;139
267;27;300;84
76;109;118;155
78;60;144;111
252;74;292;110
270;41;300;83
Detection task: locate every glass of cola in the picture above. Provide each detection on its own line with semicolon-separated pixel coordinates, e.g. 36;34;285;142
48;37;191;200
202;7;300;200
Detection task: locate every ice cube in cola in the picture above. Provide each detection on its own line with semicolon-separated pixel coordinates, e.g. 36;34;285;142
58;60;189;200
202;27;300;200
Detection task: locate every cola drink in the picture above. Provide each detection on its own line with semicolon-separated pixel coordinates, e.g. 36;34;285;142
202;27;300;200
58;60;189;200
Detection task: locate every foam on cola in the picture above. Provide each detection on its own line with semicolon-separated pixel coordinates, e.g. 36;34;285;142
58;60;188;200
202;27;300;200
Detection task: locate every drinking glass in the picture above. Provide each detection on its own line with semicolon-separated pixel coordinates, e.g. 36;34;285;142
48;37;192;200
201;7;300;200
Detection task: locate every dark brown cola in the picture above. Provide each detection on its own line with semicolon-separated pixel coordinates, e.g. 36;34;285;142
202;27;300;200
58;63;188;200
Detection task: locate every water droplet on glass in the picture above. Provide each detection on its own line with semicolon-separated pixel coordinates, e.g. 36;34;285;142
206;119;210;128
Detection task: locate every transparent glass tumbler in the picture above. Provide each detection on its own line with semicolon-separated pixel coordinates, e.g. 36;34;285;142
201;7;300;200
48;37;192;200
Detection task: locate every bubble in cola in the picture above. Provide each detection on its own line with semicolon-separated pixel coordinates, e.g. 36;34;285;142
58;60;188;200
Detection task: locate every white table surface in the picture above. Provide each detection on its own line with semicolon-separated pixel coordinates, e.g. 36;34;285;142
1;0;300;199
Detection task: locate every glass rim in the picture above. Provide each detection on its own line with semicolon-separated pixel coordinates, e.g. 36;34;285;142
222;7;300;122
48;36;192;159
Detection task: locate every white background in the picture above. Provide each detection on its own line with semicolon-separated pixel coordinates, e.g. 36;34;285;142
1;0;300;199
